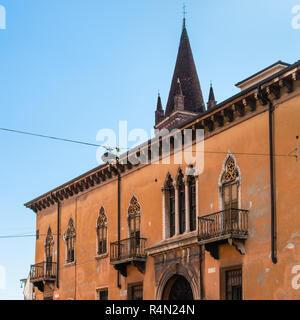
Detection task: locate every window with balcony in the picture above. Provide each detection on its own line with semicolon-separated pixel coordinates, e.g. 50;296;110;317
45;227;54;277
97;207;107;255
198;154;248;259
65;218;76;264
221;156;240;231
128;196;141;239
128;196;141;255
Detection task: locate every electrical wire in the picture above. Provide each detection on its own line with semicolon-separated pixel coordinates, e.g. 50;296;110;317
0;233;58;239
0;127;128;152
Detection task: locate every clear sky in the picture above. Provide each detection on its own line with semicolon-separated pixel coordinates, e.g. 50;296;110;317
0;0;299;300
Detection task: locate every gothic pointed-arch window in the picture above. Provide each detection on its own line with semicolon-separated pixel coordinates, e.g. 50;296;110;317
164;174;175;238
65;218;76;263
188;175;197;232
45;227;54;276
221;156;240;230
97;207;107;255
177;169;185;235
128;196;141;255
128;196;141;239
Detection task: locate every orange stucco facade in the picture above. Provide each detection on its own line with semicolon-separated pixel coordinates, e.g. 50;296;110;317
25;21;300;300
28;78;300;300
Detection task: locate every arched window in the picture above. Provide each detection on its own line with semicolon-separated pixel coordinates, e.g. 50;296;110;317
221;155;240;230
221;156;239;210
164;174;175;238
188;175;197;232
128;196;141;239
128;196;141;255
65;218;76;263
45;227;54;276
97;207;107;255
177;169;185;235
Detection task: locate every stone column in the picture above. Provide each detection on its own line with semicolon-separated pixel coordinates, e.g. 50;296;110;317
175;182;180;236
185;177;190;233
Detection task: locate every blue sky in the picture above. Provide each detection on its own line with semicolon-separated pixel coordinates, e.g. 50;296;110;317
0;0;299;300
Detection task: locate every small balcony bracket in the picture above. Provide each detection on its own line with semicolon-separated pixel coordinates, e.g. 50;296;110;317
205;243;219;260
229;238;246;255
113;264;128;277
132;261;146;274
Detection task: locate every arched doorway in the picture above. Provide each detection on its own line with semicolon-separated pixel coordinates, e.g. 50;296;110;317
162;275;194;300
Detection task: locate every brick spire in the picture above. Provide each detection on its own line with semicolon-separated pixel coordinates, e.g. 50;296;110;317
155;93;165;125
207;82;217;109
165;20;205;117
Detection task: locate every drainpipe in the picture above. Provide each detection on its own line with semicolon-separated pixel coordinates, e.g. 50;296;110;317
74;197;78;299
56;197;60;288
117;168;122;288
257;86;277;264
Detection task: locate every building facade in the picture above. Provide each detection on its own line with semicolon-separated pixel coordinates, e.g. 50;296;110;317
25;20;300;300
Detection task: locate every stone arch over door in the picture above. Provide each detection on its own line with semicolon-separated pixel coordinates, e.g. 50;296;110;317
156;264;200;300
163;275;194;300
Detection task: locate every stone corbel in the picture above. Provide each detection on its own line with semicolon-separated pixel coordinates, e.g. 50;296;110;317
292;71;300;81
222;106;234;122
243;97;256;112
279;77;294;93
213;113;224;127
254;89;268;106
205;243;219;260
204;117;214;132
234;102;245;117
132;261;146;274
266;84;280;100
228;238;246;255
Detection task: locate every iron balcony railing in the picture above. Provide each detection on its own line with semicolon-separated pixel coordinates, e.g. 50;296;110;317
30;262;57;282
110;237;147;263
198;209;248;241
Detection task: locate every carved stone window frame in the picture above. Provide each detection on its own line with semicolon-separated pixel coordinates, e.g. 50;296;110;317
127;195;141;239
45;226;54;264
218;151;242;211
96;206;108;257
64;217;76;265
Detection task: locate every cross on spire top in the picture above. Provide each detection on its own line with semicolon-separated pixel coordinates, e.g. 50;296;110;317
183;3;187;28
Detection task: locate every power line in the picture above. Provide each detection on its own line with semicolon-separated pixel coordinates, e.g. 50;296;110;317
0;127;128;152
0;233;59;239
0;234;37;239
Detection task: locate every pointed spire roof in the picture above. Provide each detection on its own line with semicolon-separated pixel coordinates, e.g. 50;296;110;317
156;93;163;112
165;20;205;117
207;82;217;109
155;93;165;125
